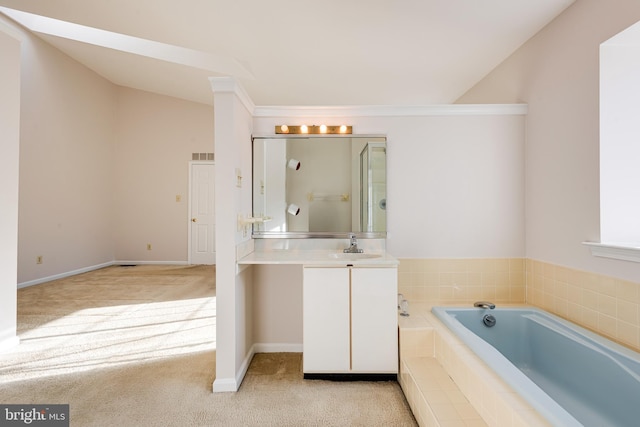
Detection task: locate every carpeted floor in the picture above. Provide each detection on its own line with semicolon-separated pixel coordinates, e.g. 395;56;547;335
0;265;417;426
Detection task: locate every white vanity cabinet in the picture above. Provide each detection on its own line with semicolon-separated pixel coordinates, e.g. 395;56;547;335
302;265;398;377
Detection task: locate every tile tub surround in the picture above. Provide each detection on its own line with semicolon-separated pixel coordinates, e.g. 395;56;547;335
398;303;550;427
397;260;640;425
397;258;526;306
398;258;640;353
526;259;640;353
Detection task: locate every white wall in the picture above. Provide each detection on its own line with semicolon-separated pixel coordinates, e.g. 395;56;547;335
4;12;215;284
457;0;640;282
113;87;213;262
253;110;526;259
252;265;303;346
15;17;116;283
0;20;21;350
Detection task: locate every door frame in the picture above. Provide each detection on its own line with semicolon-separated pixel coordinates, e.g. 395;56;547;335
188;160;215;265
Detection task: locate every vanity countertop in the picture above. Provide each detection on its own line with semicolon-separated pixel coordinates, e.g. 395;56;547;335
237;249;398;267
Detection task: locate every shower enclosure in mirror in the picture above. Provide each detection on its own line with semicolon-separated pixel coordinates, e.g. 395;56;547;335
360;142;386;233
252;135;387;237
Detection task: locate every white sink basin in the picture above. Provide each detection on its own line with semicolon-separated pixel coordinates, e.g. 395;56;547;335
329;252;382;260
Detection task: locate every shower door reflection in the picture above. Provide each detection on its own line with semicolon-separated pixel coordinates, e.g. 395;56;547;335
360;142;386;232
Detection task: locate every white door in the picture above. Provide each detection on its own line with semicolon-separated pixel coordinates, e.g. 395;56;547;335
189;162;216;264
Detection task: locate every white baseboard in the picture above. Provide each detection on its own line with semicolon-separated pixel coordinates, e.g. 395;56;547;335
114;260;189;266
213;344;257;393
17;260;192;289
253;343;303;353
0;335;20;353
212;378;239;393
17;261;116;289
212;343;303;393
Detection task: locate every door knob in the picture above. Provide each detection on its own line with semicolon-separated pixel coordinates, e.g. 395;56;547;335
191;218;197;222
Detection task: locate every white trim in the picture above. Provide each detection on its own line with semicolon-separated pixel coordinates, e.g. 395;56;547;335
253;104;528;118
583;242;640;263
209;77;255;115
211;342;302;393
211;378;239;393
17;261;115;289
212;343;302;393
213;343;257;392
114;260;189;266
253;343;303;353
17;261;190;288
236;343;255;386
0;336;19;353
0;14;23;41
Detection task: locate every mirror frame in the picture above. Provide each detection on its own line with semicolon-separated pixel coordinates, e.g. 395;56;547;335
251;134;387;239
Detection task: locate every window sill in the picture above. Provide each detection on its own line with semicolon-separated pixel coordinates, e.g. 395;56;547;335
582;242;640;263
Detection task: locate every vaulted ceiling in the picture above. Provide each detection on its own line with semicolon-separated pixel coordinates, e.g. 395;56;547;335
0;0;574;106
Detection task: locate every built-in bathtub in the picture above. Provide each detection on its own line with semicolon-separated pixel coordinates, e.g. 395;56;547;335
432;307;640;427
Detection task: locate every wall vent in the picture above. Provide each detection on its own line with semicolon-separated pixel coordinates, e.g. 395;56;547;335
192;153;214;161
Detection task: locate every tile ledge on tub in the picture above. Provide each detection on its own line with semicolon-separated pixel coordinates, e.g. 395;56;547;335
583;241;640;263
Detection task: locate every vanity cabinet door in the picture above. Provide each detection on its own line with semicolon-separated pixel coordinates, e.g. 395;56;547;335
302;267;350;373
351;267;398;373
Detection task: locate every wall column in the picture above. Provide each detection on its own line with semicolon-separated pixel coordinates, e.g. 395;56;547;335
210;77;254;391
0;21;21;351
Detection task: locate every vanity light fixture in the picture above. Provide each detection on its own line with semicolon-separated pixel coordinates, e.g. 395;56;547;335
275;124;352;135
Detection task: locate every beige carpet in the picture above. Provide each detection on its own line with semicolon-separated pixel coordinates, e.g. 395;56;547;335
0;265;416;426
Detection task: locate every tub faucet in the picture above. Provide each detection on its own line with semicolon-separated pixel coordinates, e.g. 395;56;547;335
474;301;496;310
343;233;364;253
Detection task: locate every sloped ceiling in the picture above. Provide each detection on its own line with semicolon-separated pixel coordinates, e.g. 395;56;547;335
0;0;574;106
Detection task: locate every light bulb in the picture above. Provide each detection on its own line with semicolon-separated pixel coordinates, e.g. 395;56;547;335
339;125;347;133
280;125;289;133
319;124;327;133
300;125;308;133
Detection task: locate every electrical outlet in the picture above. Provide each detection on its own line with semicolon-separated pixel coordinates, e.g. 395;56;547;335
36;256;43;264
147;244;152;251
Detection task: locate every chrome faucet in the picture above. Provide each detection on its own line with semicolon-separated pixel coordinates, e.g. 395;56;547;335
343;233;364;253
474;301;496;310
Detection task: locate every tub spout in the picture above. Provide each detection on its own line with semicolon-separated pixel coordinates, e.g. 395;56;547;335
474;301;496;309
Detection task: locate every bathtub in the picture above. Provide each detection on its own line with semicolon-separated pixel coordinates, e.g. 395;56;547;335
432;306;640;427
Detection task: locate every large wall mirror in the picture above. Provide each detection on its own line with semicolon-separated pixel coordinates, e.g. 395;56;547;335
252;135;387;238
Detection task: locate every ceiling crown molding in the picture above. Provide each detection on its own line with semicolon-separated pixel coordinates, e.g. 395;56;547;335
206;79;528;119
0;14;23;41
253;104;528;118
209;77;255;115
